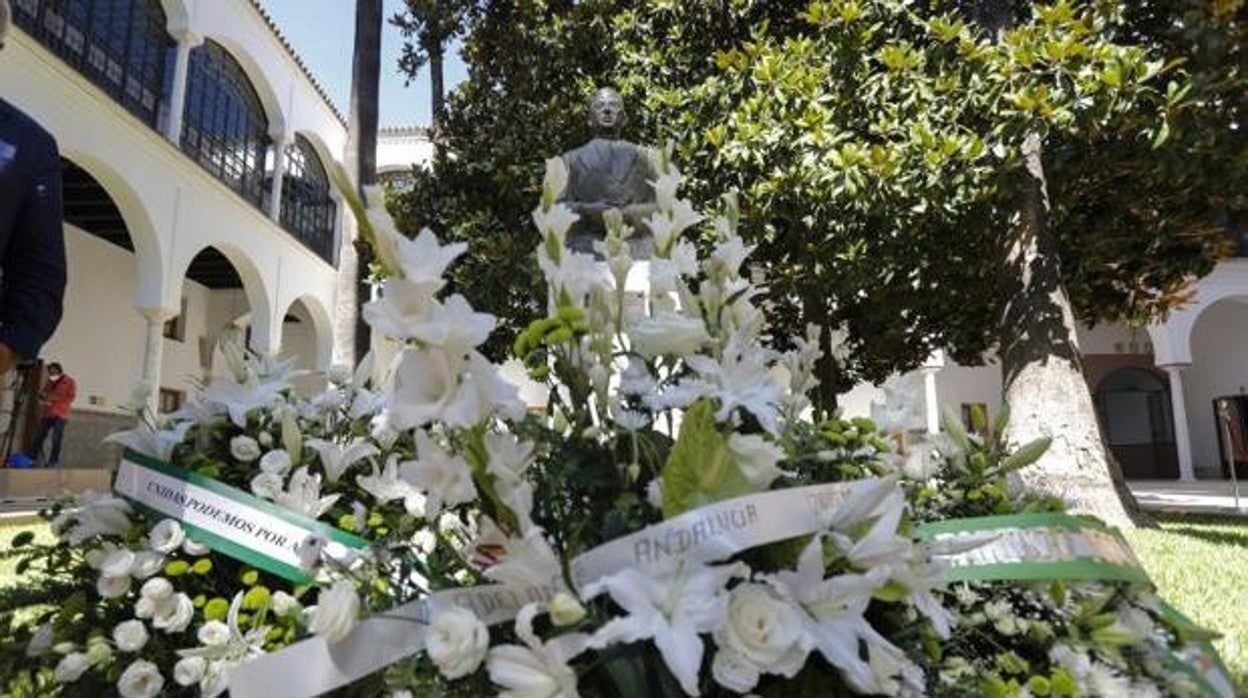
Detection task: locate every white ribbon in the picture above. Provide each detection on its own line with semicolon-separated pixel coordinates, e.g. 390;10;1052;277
228;481;859;697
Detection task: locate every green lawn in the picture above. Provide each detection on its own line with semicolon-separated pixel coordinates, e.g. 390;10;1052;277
1125;514;1248;692
1;515;1245;689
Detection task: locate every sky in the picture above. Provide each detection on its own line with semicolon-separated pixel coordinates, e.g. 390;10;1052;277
258;0;468;128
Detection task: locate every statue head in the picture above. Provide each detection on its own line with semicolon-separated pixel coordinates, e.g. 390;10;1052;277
588;87;626;133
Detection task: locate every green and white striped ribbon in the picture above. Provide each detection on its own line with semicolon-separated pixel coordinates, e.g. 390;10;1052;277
113;449;370;583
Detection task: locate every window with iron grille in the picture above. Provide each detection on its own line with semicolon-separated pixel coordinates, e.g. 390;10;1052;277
180;39;270;208
11;0;173;128
280;135;336;263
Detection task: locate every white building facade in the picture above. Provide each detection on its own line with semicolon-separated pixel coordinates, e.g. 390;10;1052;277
2;0;351;465
843;251;1248;484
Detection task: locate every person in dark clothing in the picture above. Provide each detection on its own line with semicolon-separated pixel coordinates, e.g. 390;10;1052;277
29;361;74;467
0;0;68;376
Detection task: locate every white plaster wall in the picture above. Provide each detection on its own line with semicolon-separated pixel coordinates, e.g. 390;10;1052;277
1078;323;1150;356
2;23;341;371
935;361;1004;422
377;131;435;173
1184;299;1248;476
40;228;146;414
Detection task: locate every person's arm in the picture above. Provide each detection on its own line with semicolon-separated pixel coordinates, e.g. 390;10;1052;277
0;134;66;366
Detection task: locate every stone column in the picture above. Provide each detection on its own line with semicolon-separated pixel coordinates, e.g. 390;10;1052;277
163;31;203;144
268;130;292;223
1162;364;1196;481
138;307;177;413
920;350;945;435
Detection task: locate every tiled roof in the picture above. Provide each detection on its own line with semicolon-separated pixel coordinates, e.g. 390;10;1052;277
246;0;346;125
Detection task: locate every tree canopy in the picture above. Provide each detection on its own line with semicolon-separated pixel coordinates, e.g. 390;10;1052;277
390;0;1246;407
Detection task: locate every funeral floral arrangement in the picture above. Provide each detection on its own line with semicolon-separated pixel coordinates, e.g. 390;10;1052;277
0;154;1232;698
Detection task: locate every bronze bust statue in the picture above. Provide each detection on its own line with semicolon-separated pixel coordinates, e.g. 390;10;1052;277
558;87;658;258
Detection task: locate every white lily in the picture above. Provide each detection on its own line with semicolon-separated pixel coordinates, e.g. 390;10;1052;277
685;337;784;433
356;455;416;504
485;433;537;524
200;376;285;429
481;526;562;588
584;561;748;696
487;603;589;698
532;203;580;252
273;467;340;519
393;228;469;291
306;438;379;483
103;421;193;463
763;535;906;693
51;491;135;545
360;278;447;344
400;430;477;518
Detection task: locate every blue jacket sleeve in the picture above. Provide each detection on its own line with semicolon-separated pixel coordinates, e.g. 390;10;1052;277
0;134;66;359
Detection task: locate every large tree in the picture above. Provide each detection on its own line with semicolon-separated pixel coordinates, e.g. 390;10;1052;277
389;0;1245;526
349;0;384;362
392;0;475;130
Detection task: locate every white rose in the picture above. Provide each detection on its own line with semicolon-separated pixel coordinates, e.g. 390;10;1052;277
628;311;710;358
152;593;194;633
54;652;92;683
259;449;293;476
117;659;164;698
148;519;185;553
100;548;136;577
271;590;302;617
112;620;149;652
250;472;284;500
230;435;261;462
182;538;210;556
548;592;587;627
727;433;788;490
426;607;489;680
308;580;360;644
173;656;207;686
129;551;164;580
135;597;156;619
140;577;173;600
197;621;230;647
712;583;810;691
712;647;762;694
97;574;131;599
25;623;53;657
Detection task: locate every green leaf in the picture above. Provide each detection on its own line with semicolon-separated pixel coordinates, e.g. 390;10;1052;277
661;400;752;518
1000;437;1052;472
9;531;34;548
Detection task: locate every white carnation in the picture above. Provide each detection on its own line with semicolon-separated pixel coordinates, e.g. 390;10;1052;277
230;435;262;462
250;471;284;500
54;652;92;683
197;621;230;647
148;519;185;554
97;573;131;599
139;577;173;601
112;620;149;652
173;656;207;686
117;659;164;698
129;551;164;580
152;593;194;633
272;590;302;617
259;449;293;476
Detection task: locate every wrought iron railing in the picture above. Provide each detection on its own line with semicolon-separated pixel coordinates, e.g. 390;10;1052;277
12;0;171;129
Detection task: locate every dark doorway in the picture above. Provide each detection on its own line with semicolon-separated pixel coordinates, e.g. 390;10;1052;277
1094;367;1180;479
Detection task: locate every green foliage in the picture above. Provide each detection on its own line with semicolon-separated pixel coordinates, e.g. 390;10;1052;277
660;400;751;517
389;0;1244;410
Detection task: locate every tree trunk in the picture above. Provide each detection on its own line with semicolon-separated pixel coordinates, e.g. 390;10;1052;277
999;133;1147;529
350;0;383;364
430;45;446;129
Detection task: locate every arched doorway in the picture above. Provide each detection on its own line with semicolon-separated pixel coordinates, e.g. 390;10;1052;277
1094;367;1179;479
